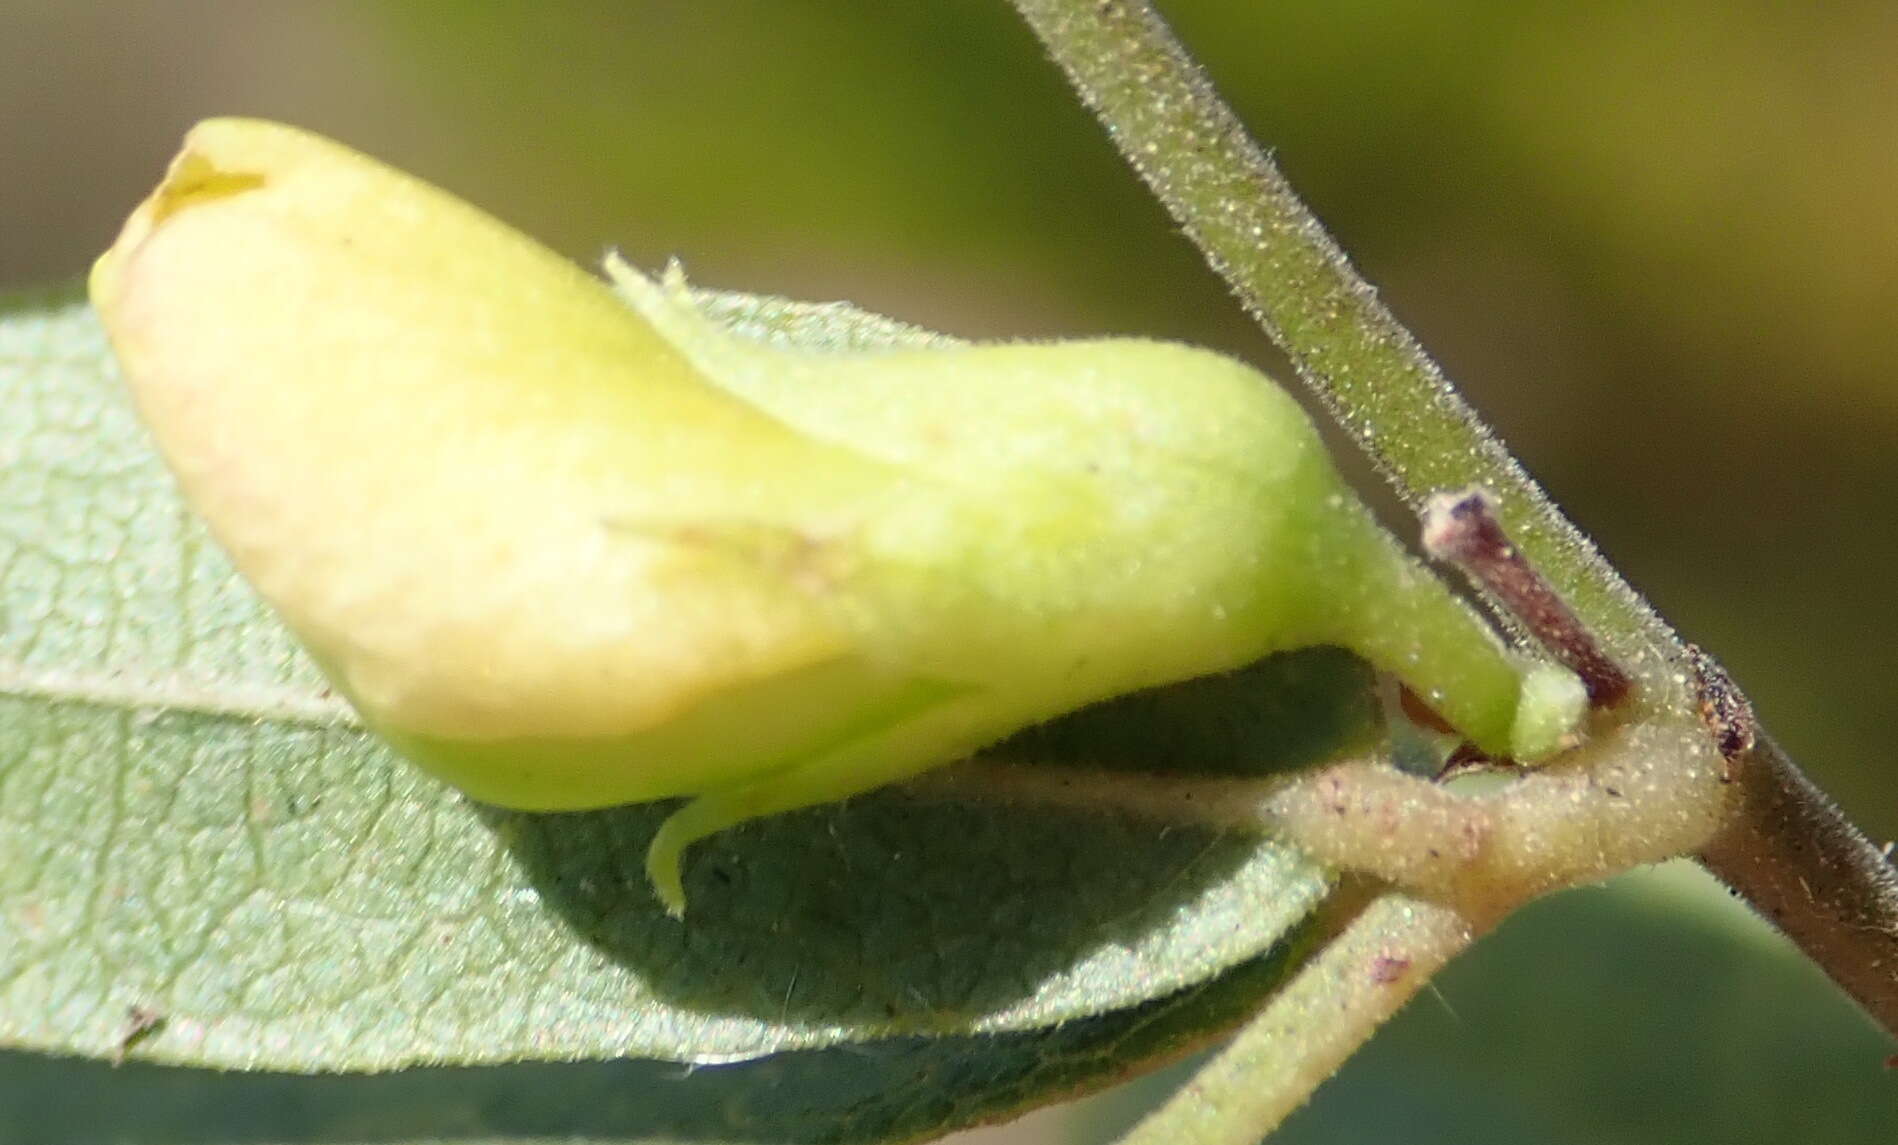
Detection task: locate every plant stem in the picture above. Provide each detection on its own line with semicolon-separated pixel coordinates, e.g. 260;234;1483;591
1698;735;1898;1036
1005;0;1667;657
1006;0;1898;1055
917;758;1493;896
1114;887;1481;1145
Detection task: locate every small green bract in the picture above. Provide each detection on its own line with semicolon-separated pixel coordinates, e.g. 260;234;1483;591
90;119;1584;914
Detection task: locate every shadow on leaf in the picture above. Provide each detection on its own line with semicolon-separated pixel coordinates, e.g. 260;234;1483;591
487;648;1374;1027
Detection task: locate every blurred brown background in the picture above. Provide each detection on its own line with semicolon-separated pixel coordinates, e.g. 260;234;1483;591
5;3;1895;1142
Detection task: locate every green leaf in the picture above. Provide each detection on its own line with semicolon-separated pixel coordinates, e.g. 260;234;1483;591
0;932;1301;1144
0;286;1370;1137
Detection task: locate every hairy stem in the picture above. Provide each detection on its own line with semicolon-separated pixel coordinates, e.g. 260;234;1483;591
1007;0;1898;1068
1698;735;1898;1037
1114;887;1482;1145
915;758;1492;897
1006;0;1670;658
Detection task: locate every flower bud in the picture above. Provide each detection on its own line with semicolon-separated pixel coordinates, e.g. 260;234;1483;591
91;119;1582;913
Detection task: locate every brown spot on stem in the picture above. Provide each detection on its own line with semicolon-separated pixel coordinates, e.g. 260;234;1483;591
1687;643;1755;779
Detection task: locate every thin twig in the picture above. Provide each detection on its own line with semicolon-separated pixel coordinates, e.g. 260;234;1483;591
1005;0;1671;659
1698;734;1898;1036
912;759;1493;897
1006;0;1898;1046
1114;887;1483;1145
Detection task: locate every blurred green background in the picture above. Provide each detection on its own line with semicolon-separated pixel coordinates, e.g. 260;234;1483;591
4;2;1895;1142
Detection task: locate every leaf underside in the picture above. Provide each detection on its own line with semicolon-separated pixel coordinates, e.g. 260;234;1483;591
0;285;1371;1138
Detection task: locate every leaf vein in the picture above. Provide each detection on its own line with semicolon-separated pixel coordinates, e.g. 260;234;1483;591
0;659;354;727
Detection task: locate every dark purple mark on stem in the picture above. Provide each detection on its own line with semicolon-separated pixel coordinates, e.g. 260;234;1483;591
1421;488;1632;710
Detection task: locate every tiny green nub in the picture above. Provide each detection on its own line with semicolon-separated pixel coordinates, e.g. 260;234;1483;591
1511;664;1590;762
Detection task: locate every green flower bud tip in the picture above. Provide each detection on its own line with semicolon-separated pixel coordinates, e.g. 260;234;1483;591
89;119;1585;914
